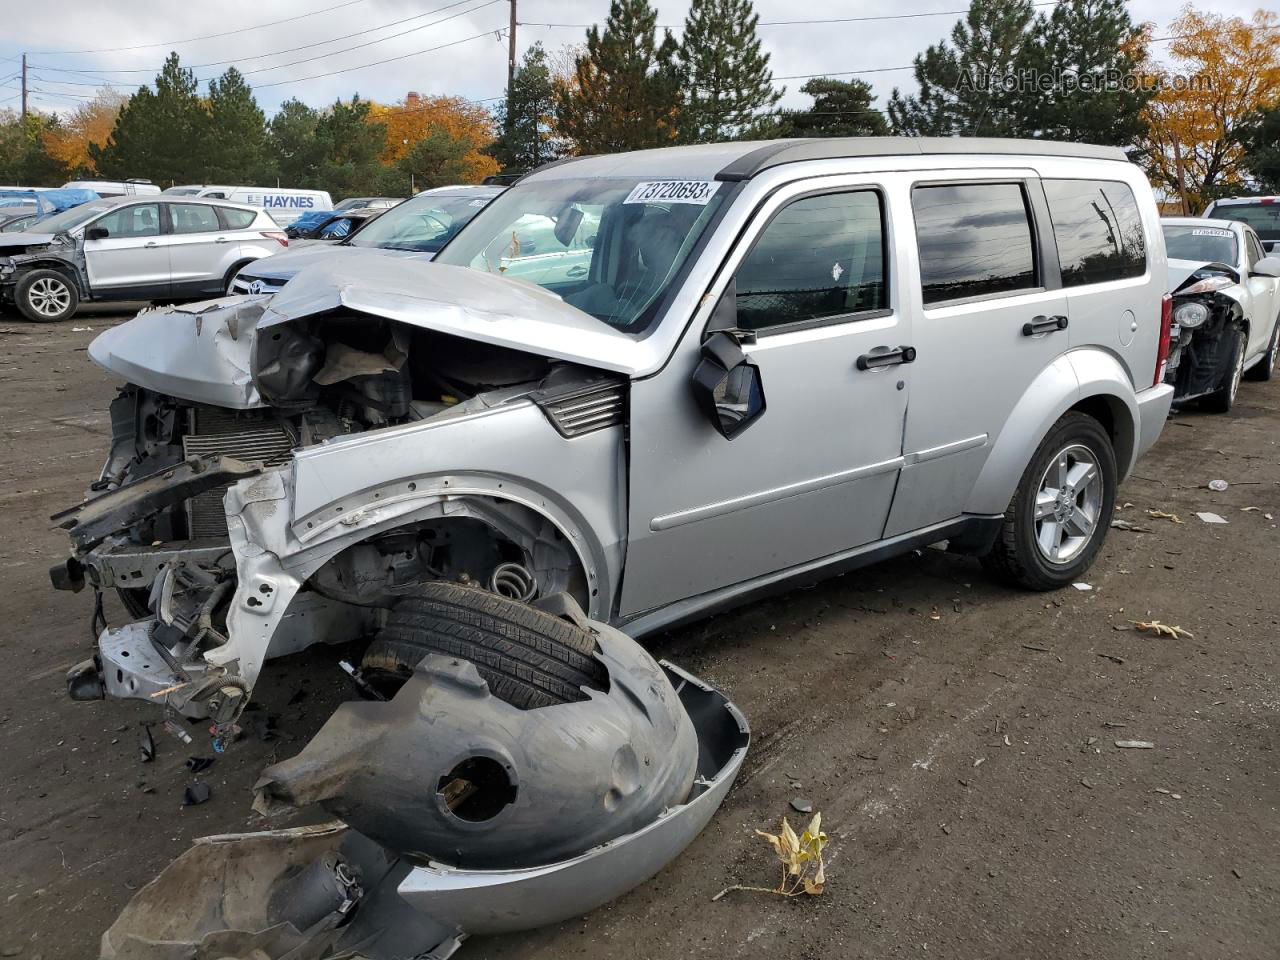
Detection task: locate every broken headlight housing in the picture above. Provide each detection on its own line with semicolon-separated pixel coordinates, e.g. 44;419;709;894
1177;274;1234;296
1173;301;1211;328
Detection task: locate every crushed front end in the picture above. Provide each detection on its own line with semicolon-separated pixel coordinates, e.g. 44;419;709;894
1164;261;1247;402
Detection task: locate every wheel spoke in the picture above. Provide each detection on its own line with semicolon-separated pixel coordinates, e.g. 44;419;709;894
1055;454;1069;489
1035;490;1058;520
1065;505;1094;537
1065;461;1096;492
1037;520;1061;560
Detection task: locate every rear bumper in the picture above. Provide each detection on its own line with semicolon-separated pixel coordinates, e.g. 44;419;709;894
1134;382;1174;464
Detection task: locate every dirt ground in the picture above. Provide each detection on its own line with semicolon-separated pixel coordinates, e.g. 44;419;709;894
0;307;1276;959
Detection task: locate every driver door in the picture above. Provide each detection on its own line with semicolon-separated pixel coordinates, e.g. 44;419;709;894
620;181;911;619
82;202;170;297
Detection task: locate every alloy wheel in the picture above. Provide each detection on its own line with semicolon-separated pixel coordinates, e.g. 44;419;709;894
28;276;71;318
1033;443;1103;565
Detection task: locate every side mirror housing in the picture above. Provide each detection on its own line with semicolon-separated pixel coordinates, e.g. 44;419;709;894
691;323;767;441
1250;256;1280;279
85;226;109;241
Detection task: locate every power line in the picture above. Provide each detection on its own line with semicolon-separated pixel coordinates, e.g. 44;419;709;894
31;0;487;76
30;0;375;55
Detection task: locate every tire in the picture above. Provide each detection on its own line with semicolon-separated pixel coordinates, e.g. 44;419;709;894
1244;317;1279;382
14;269;79;323
361;581;608;708
1203;327;1245;413
981;412;1117;591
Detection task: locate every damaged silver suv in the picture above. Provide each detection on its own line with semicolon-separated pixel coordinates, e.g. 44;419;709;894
53;137;1175;731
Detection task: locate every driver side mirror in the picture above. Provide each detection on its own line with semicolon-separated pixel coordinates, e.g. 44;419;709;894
86;226;109;241
1251;256;1280;279
691;285;767;440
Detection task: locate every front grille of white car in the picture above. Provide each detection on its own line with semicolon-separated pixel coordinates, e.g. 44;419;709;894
540;384;626;438
181;409;294;538
230;274;286;296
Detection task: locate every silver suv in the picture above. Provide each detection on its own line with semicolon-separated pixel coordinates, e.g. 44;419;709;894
0;196;285;322
53;138;1174;726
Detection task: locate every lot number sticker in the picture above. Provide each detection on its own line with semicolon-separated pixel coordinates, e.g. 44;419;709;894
624;180;721;205
1192;228;1233;237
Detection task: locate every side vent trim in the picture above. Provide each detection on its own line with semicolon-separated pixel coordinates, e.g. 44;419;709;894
537;383;626;438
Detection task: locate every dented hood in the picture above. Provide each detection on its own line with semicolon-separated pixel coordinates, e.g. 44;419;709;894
261;258;648;376
0;231;57;251
236;240;431;282
87;298;269;408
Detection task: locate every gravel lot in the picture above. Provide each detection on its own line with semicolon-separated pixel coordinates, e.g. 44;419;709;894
1;307;1277;959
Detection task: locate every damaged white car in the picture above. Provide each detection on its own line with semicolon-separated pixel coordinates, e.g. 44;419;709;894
1162;217;1280;411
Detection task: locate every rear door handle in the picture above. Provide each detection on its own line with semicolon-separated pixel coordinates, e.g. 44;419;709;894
856;345;916;370
215;237;232;243
1022;315;1068;336
144;241;159;248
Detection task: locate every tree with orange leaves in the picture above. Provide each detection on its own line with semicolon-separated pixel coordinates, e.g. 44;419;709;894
367;93;498;184
42;89;129;177
1136;6;1280;210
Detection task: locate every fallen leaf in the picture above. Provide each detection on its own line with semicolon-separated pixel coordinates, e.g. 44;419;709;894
1130;620;1193;639
1147;510;1184;524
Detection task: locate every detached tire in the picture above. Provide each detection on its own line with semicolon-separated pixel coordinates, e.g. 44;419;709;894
361;581;608;708
15;269;79;323
981;412;1117;591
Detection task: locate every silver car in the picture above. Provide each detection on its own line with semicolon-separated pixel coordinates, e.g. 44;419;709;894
54;137;1174;732
0;195;285;322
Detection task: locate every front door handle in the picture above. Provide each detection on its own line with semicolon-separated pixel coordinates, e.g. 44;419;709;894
1022;315;1068;336
856;345;917;370
144;241;159;248
215;237;232;243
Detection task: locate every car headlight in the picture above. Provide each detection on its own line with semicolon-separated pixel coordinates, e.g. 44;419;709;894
1177;275;1234;295
1173;301;1210;328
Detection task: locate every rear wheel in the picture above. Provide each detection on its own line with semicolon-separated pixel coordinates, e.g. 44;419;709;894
1203;327;1245;412
15;269;78;323
1244;317;1278;382
982;412;1117;591
361;581;608;708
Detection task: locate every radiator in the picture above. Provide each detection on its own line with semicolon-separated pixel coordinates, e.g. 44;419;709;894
182;409;294;539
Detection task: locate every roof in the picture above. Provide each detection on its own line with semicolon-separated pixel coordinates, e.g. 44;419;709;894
413;184;505;198
1207;196;1280;205
1162;217;1243;230
525;137;1130;183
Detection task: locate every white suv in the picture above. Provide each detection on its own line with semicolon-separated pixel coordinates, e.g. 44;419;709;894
0;196;286;322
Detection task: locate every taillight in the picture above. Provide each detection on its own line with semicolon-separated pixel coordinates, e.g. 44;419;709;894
261;231;288;247
1154;293;1173;386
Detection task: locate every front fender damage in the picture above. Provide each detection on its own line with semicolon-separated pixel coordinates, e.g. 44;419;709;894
100;619;750;960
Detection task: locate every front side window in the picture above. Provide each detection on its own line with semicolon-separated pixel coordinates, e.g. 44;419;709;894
1162;224;1238;265
735;190;887;332
434;178;729;334
93;203;160;239
169;203;220;234
913;183;1037;305
1043;179;1146;286
1247;232;1265;267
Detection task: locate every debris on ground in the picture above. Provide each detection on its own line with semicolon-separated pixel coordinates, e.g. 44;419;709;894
162;718;192;745
1195;512;1228;524
182;781;211;805
1114;740;1155;749
185;756;215;774
1080;777;1095;789
138;724;155;763
1130;620;1194;639
1097;653;1126;664
1111;519;1153;532
1147;510;1184;524
1207;479;1229;492
715;813;828;900
1072;582;1093;592
790;797;813;814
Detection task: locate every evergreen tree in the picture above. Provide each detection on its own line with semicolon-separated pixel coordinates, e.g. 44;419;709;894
776;78;889;138
555;0;682;153
0;111;67;185
887;0;1034;137
1241;106;1280;193
263;99;325;187
314;97;388;196
490;43;564;173
1013;0;1150;144
92;52;208;184
677;0;780;143
205;67;266;183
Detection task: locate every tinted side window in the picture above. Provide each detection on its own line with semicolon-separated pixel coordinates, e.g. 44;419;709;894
736;191;886;332
218;207;257;229
1043;179;1146;286
913;183;1036;304
169;203;220;234
93;203;160;238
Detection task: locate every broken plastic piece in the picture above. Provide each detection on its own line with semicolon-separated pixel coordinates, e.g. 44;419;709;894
138;724;155;763
186;756;215;774
183;780;212;805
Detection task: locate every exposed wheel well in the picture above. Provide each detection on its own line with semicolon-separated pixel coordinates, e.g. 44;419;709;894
16;260;82;294
1068;394;1134;479
223;259;255;288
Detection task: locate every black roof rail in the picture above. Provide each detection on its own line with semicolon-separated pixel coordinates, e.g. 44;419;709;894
714;136;1130;182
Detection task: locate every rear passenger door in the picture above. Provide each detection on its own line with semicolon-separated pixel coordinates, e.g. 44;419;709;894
884;175;1069;536
164;203;231;295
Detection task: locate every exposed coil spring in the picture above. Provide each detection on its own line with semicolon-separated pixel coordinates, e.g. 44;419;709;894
488;562;537;602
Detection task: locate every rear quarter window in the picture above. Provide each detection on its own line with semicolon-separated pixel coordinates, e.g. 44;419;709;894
1042;179;1146;286
912;182;1037;305
218;207;258;230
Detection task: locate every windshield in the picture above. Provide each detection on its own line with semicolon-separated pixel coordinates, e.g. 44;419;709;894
26;199;118;234
1209;201;1280;241
347;193;492;253
1163;224;1238;264
434;177;728;333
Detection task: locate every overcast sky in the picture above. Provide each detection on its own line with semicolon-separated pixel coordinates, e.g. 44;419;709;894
0;0;1271;121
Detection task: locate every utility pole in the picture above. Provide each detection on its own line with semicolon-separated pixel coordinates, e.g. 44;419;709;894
506;0;517;133
20;53;27;121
